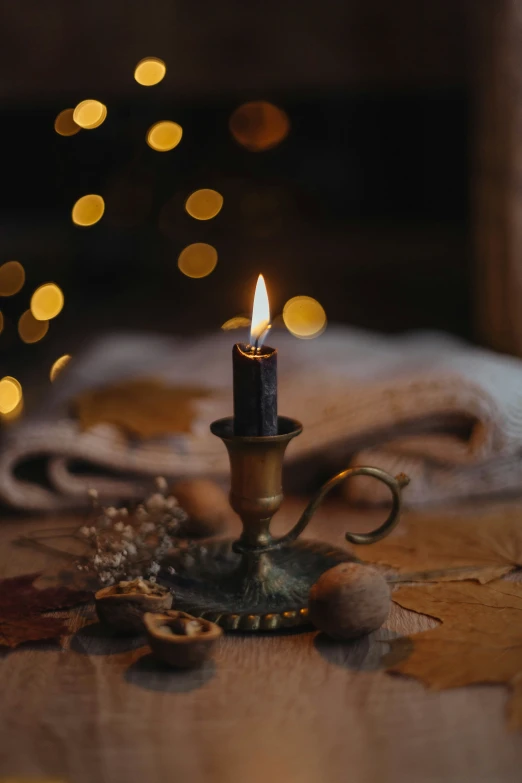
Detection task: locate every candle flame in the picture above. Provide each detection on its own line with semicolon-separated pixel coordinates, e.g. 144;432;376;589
250;274;271;348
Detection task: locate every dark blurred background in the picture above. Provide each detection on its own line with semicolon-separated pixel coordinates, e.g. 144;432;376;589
0;0;484;397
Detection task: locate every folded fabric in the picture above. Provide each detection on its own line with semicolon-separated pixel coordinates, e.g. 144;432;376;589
2;327;522;511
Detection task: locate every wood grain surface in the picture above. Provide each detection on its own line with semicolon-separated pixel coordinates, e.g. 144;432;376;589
0;499;521;783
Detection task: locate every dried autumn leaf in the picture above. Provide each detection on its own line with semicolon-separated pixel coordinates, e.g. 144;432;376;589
0;572;91;648
385;581;522;730
0;573;91;616
0;616;68;648
74;379;212;439
353;509;522;584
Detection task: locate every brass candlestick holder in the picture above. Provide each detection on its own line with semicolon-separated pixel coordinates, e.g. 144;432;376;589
164;416;409;631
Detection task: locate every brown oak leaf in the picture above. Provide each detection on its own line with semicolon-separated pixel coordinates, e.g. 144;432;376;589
385;581;522;730
353;509;522;583
0;572;91;648
74;379;212;439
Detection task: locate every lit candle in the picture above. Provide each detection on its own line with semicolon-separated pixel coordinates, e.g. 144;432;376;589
233;275;278;436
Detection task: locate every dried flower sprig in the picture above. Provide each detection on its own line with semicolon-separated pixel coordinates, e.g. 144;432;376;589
77;477;198;586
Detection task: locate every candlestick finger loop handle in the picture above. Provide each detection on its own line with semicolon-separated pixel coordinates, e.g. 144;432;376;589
275;466;410;549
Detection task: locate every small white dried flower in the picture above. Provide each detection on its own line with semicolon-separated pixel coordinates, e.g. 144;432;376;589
135;505;148;521
149;561;161;575
87;488;99;500
155;476;168;494
145;493;167;514
79;526;91;538
113;521;125;532
118;507;129;517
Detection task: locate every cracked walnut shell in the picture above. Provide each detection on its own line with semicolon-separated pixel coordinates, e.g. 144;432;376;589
144;610;222;668
95;578;173;634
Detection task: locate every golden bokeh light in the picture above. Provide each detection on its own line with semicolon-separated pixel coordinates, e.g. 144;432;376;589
73;100;107;130
229;101;290;152
178;243;218;278
54;108;81;137
283;296;327;339
185;189;224;221
0;376;22;415
31;283;64;321
50;354;72;382
0;261;25;297
134;57;166;86
147;121;183;152
18;310;49;344
1;395;23;422
72;194;105;227
221;315;251;331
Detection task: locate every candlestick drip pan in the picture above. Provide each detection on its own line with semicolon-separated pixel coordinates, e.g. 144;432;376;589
161;537;355;631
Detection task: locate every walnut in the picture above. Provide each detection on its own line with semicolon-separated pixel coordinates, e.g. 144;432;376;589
171;479;230;538
144;610;222;668
308;562;390;640
95;578;173;634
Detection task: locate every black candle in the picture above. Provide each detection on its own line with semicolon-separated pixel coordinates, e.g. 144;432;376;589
233;343;277;436
233;275;278;436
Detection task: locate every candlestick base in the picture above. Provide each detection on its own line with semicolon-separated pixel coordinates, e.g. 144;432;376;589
161;537;355;631
158;415;409;632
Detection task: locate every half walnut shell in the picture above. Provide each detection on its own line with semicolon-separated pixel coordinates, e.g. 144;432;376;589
144;610;222;668
95;580;173;634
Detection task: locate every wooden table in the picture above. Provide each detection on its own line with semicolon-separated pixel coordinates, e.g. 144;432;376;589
0;499;521;783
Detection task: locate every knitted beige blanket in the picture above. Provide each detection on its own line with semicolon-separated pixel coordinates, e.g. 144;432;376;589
2;328;521;511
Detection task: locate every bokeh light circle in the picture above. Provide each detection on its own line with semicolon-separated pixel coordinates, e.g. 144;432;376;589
72;194;105;227
0;376;22;414
0;261;25;296
1;395;23;421
18;310;49;343
31;283;64;321
146;121;183;151
221;315;251;331
178;243;218;278
134;58;166;86
185;189;224;221
229;101;290;152
54;108;81;137
50;354;72;382
73;100;107;129
283;296;327;339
